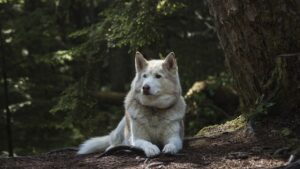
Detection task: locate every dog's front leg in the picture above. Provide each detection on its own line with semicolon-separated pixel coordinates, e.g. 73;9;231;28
132;138;160;157
128;113;161;157
162;135;182;154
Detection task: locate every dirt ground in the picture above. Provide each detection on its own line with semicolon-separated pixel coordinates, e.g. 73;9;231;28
0;116;297;169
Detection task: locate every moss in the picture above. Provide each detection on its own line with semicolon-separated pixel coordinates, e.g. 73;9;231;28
196;115;246;137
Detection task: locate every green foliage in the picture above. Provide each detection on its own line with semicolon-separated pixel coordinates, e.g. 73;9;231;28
102;1;161;49
185;72;238;135
0;0;79;154
281;127;292;137
50;84;79;114
245;94;275;119
73;0;186;50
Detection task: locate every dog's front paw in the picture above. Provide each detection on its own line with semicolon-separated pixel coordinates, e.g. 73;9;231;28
162;143;179;154
143;144;160;157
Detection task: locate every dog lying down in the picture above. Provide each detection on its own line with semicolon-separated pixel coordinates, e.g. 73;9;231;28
78;52;186;157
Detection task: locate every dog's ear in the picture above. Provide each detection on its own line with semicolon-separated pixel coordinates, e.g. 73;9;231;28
135;51;148;72
163;52;177;71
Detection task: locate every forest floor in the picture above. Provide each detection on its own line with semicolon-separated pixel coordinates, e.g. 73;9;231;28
1;115;299;169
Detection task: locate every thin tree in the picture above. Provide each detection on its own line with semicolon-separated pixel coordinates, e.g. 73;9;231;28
0;25;14;157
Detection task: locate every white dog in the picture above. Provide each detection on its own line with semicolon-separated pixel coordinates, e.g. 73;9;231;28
78;52;186;157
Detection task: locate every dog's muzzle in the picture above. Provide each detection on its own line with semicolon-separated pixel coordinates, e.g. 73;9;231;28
142;85;151;95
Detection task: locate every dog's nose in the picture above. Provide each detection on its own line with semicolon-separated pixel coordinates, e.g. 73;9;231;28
142;85;150;95
143;85;150;91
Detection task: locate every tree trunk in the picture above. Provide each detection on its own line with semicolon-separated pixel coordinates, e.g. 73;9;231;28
207;0;300;115
0;25;14;157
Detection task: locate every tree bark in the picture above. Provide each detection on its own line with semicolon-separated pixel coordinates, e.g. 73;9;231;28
207;0;300;114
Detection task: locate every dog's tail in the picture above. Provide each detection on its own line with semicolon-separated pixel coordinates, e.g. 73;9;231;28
77;136;110;154
77;117;125;154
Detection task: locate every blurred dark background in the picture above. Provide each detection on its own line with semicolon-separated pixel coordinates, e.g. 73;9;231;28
0;0;239;155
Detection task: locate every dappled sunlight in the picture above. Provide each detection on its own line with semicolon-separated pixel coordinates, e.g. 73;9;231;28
0;0;299;168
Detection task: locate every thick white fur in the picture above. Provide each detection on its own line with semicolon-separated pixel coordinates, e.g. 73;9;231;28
78;52;186;157
77;136;110;154
78;117;126;154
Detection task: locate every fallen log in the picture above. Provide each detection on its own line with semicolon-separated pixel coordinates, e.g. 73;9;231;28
90;91;126;105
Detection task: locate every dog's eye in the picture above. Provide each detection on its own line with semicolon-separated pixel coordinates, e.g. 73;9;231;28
155;74;162;79
143;74;147;78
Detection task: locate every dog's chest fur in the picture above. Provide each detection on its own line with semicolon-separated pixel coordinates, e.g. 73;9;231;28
124;93;185;145
129;107;177;143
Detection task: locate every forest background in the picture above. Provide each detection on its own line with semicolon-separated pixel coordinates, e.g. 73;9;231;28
2;0;294;156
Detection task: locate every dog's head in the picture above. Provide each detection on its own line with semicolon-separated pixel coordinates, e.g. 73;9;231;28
131;52;182;109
